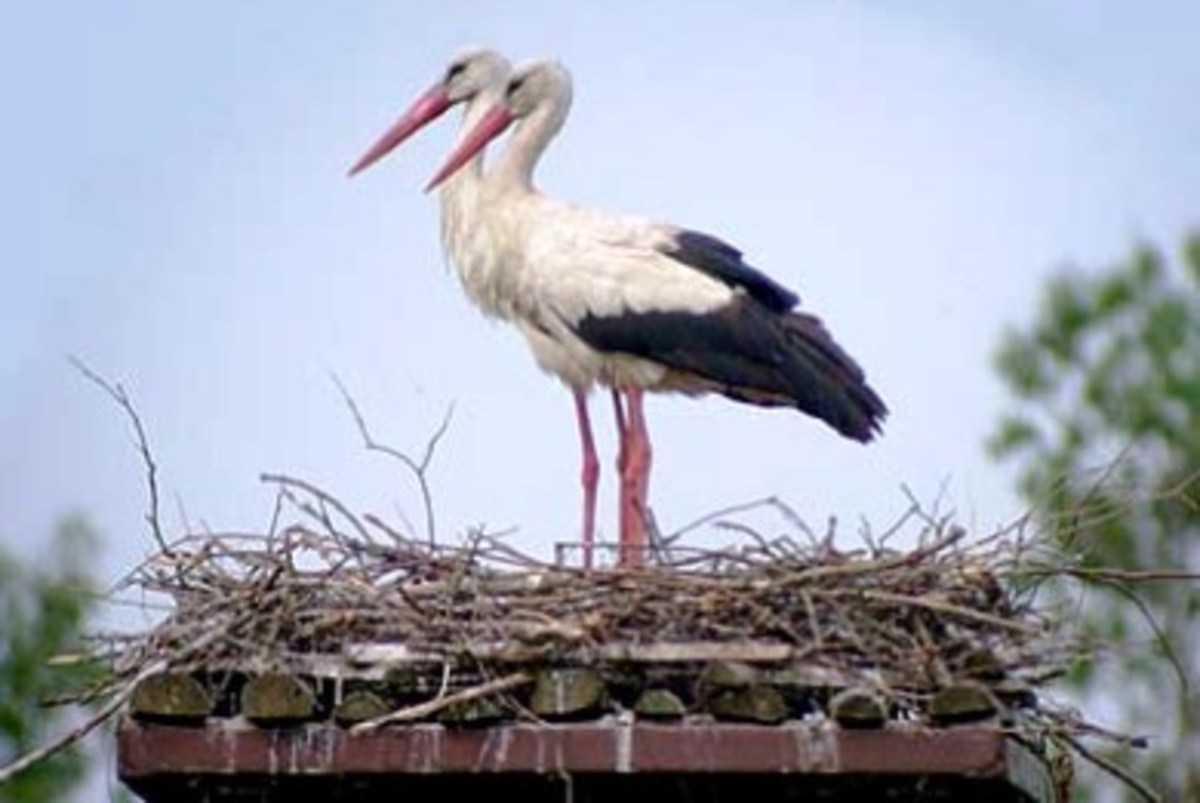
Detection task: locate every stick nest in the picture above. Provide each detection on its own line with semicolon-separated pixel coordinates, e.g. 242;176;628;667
100;481;1074;704
54;477;1161;800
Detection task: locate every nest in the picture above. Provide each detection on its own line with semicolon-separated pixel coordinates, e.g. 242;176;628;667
89;475;1081;718
12;468;1162;800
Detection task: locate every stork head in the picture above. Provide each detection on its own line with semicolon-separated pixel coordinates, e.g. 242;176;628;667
426;60;574;191
348;48;512;177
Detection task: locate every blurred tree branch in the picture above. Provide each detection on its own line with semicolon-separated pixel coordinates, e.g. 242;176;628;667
989;231;1200;802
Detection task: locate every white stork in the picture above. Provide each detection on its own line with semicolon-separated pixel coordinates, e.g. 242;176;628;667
427;60;889;568
349;50;606;568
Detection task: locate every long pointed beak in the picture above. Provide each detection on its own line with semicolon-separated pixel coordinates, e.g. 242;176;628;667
424;103;516;192
348;84;453;177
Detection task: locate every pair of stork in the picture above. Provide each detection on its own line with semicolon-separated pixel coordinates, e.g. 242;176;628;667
350;49;887;569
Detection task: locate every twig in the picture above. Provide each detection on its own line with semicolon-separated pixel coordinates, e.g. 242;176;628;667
260;473;372;545
662;497;776;547
0;663;158;785
1021;565;1200;582
350;671;532;732
1082;575;1189;694
849;589;1038;634
1057;444;1135;551
69;356;169;554
332;374;452;547
1059;733;1161;803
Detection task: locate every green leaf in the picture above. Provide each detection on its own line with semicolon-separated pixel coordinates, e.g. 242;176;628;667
0;516;102;802
1130;243;1163;289
986;414;1043;458
1034;274;1093;363
1142;297;1188;364
1093;273;1134;318
994;333;1054;398
1184;230;1200;288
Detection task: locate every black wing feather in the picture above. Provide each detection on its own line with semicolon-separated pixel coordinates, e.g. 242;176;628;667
573;297;887;442
662;230;800;313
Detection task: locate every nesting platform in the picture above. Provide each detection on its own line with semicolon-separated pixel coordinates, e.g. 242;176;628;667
96;489;1089;802
117;642;1063;802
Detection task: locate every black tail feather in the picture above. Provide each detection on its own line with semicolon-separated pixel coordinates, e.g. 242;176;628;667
778;311;887;442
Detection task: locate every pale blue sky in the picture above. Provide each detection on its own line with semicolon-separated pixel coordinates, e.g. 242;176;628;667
2;1;1198;592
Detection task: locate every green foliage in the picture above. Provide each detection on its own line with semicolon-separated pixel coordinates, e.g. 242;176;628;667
989;232;1200;801
0;515;103;803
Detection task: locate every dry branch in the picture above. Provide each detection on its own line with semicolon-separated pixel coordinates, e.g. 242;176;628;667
331;374;451;546
69;357;169;554
350;671;533;732
68;485;1087;710
0;667;151;785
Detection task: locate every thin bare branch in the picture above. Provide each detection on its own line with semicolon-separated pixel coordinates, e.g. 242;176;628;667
69;356;169;554
1059;733;1162;803
331;373;451;546
350;671;532;732
259;473;371;545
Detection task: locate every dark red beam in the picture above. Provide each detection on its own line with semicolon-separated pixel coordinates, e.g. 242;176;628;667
118;720;1054;798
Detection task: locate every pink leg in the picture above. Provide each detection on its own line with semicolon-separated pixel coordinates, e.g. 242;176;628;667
619;387;652;568
611;390;632;566
628;387;653;565
573;390;598;570
611;389;628;471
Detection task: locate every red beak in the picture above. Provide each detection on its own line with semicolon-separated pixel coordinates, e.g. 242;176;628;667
348;83;453;177
424;103;516;192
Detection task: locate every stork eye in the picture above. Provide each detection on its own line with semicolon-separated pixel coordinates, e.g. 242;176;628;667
508;77;526;96
446;62;466;82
